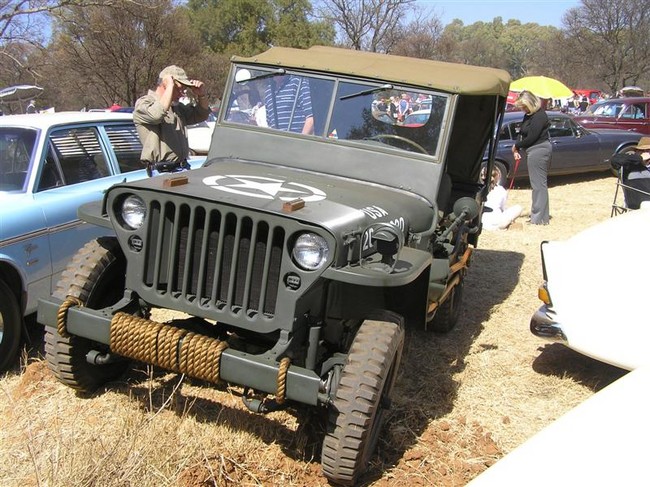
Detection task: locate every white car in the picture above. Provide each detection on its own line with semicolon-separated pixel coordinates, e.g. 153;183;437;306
467;365;649;486
187;112;216;155
530;205;650;370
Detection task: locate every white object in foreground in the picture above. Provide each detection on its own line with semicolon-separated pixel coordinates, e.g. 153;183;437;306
467;366;648;486
530;206;650;370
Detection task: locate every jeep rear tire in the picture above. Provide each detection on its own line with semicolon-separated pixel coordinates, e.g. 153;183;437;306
321;317;404;486
428;278;464;333
45;237;130;395
0;279;22;372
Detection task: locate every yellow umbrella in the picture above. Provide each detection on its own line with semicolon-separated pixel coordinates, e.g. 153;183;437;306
510;76;573;99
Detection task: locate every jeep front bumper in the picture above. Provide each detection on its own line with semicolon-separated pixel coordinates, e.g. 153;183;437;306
38;296;323;406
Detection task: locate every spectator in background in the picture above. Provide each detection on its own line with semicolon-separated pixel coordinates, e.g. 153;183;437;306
482;168;523;230
26;100;36;114
512;91;551;225
264;74;314;134
388;96;398;120
133;65;210;176
578;96;589;112
397;93;411;122
610;136;650;209
109;101;122;111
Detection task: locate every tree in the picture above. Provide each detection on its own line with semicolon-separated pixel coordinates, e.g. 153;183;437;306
40;0;218;110
0;1;101;89
391;15;443;60
268;0;334;49
562;0;650;92
187;0;333;57
316;0;416;52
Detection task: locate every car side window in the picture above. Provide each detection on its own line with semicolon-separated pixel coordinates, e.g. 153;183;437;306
105;124;143;173
621;103;647;120
548;117;573;138
49;127;110;184
498;124;512;140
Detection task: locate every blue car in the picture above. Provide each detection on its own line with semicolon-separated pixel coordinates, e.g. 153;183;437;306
0;112;203;370
486;111;643;185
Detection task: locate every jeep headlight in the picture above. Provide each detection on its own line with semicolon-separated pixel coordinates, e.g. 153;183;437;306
121;195;146;230
360;223;404;273
292;233;329;270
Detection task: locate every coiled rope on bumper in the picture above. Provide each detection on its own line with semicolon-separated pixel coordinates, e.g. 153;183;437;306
275;356;291;404
109;312;230;383
55;305;291;401
56;296;84;338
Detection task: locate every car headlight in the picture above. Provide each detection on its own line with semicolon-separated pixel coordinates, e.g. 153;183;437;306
292;233;329;270
121;195;146;230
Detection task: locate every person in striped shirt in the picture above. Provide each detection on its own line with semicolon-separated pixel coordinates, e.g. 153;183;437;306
264;74;314;135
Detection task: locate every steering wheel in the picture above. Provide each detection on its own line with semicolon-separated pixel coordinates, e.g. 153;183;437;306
368;134;428;154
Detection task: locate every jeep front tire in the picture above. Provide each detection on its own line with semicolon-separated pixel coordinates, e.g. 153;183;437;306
45;237;131;395
321;317;404;485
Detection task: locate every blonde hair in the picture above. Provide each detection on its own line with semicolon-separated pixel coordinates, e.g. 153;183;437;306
514;91;542;113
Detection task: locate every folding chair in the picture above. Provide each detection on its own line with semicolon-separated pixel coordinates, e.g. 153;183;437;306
611;163;650;216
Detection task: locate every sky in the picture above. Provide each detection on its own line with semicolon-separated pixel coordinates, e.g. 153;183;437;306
416;0;583;27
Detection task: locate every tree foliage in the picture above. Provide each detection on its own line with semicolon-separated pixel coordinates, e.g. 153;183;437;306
316;0;416;52
39;0;220;110
391;14;443;60
187;0;333;57
562;0;650;92
2;0;650;113
0;0;114;90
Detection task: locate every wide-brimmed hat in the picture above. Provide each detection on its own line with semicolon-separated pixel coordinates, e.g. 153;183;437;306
634;136;650;151
159;65;193;87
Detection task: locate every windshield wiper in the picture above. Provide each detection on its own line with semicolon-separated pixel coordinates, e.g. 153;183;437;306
340;83;394;101
237;68;286;83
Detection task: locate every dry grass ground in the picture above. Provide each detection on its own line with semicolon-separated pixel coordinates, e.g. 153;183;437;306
0;173;628;487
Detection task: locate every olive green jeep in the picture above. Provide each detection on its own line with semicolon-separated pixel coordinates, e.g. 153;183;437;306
38;46;510;485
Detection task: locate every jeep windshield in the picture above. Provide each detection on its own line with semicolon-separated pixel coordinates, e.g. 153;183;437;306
223;66;449;159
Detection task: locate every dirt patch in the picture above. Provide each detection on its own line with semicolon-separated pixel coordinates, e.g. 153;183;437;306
11;360;54;400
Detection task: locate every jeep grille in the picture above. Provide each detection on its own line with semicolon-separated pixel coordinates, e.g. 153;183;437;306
143;200;285;318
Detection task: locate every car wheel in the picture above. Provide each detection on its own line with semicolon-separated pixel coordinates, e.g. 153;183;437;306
45;237;131;395
321;316;404;486
0;279;22;372
427;278;464;333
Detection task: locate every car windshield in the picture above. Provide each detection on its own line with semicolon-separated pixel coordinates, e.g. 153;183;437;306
0;127;37;192
223;66;449;158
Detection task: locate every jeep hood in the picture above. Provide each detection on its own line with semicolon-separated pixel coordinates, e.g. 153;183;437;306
118;158;436;234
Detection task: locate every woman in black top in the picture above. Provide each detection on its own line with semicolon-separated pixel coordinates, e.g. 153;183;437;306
512;91;551;225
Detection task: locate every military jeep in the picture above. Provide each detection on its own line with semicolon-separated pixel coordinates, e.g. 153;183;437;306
38;46;510;485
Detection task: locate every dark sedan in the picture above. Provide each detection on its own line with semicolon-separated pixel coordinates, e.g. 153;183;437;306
487;111;643;185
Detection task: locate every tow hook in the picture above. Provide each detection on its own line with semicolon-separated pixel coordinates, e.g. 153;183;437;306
241;387;287;414
86;350;118;365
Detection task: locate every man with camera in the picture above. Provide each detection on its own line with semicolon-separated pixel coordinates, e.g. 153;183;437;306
134;65;210;176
